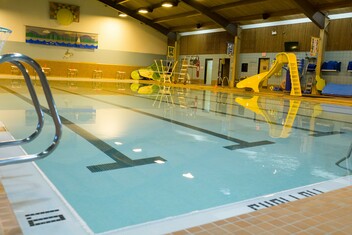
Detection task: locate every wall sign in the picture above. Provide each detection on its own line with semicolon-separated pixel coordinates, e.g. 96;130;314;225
167;46;175;58
310;37;319;57
227;42;234;56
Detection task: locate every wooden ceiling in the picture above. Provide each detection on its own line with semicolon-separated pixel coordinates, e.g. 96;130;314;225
97;0;352;39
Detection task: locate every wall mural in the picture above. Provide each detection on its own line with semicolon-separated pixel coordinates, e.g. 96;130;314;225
25;26;98;49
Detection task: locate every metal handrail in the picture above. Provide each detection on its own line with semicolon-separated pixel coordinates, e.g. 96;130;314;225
217;75;229;87
335;142;352;173
0;60;44;146
0;53;62;165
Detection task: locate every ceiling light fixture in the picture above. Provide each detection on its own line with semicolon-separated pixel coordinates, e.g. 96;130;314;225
138;8;150;14
118;12;127;17
161;1;174;7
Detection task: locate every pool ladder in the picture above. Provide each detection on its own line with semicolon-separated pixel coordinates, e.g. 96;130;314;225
0;53;62;165
335;142;352;173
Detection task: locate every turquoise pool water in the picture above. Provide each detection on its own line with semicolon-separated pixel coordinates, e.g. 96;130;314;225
0;83;351;233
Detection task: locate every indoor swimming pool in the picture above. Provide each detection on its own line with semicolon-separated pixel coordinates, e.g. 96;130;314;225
0;82;351;235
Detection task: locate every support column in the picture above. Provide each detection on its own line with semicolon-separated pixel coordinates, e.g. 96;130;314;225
229;28;241;88
174;33;180;62
313;18;329;93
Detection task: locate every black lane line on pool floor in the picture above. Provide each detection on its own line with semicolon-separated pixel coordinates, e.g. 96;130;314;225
1;85;166;173
55;87;276;150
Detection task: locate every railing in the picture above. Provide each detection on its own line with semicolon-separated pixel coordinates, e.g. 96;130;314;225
0;53;62;165
217;75;229;87
335;142;352;173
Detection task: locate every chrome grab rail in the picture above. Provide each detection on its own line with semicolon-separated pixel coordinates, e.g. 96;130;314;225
217;75;229;87
335;142;352;173
3;60;44;146
0;53;62;165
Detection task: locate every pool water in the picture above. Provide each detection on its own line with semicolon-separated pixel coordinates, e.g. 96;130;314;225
0;83;351;234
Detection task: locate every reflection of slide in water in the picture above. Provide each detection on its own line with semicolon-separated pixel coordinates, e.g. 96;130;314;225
280;100;301;138
235;96;301;138
236;52;302;96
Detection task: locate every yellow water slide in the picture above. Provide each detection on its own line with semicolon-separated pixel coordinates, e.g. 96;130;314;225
236;52;302;96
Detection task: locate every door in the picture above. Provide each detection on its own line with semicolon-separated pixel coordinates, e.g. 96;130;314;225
218;58;230;86
258;58;270;88
204;59;213;85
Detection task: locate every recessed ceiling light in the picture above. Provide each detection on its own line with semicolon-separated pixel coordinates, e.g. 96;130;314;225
119;12;127;17
138;8;149;14
162;2;173;7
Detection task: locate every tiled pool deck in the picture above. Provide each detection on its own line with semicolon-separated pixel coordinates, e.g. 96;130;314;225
169;186;352;235
1;183;352;235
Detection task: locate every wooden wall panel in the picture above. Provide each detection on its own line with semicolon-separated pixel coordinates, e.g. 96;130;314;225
179;36;187;55
180;32;233;55
326;18;352;51
180;19;351;54
239;23;320;53
240;30;256;52
205;33;216;54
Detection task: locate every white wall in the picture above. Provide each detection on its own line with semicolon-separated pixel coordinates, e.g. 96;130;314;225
0;0;167;65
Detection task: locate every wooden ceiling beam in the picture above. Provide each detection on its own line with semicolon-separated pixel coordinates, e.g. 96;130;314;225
318;0;352;11
291;0;326;29
230;9;302;22
154;0;267;23
101;0;351;35
154;0;351;26
154;11;200;23
97;0;177;39
181;0;237;36
113;0;130;4
170;22;218;32
212;0;267;11
229;0;351;24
